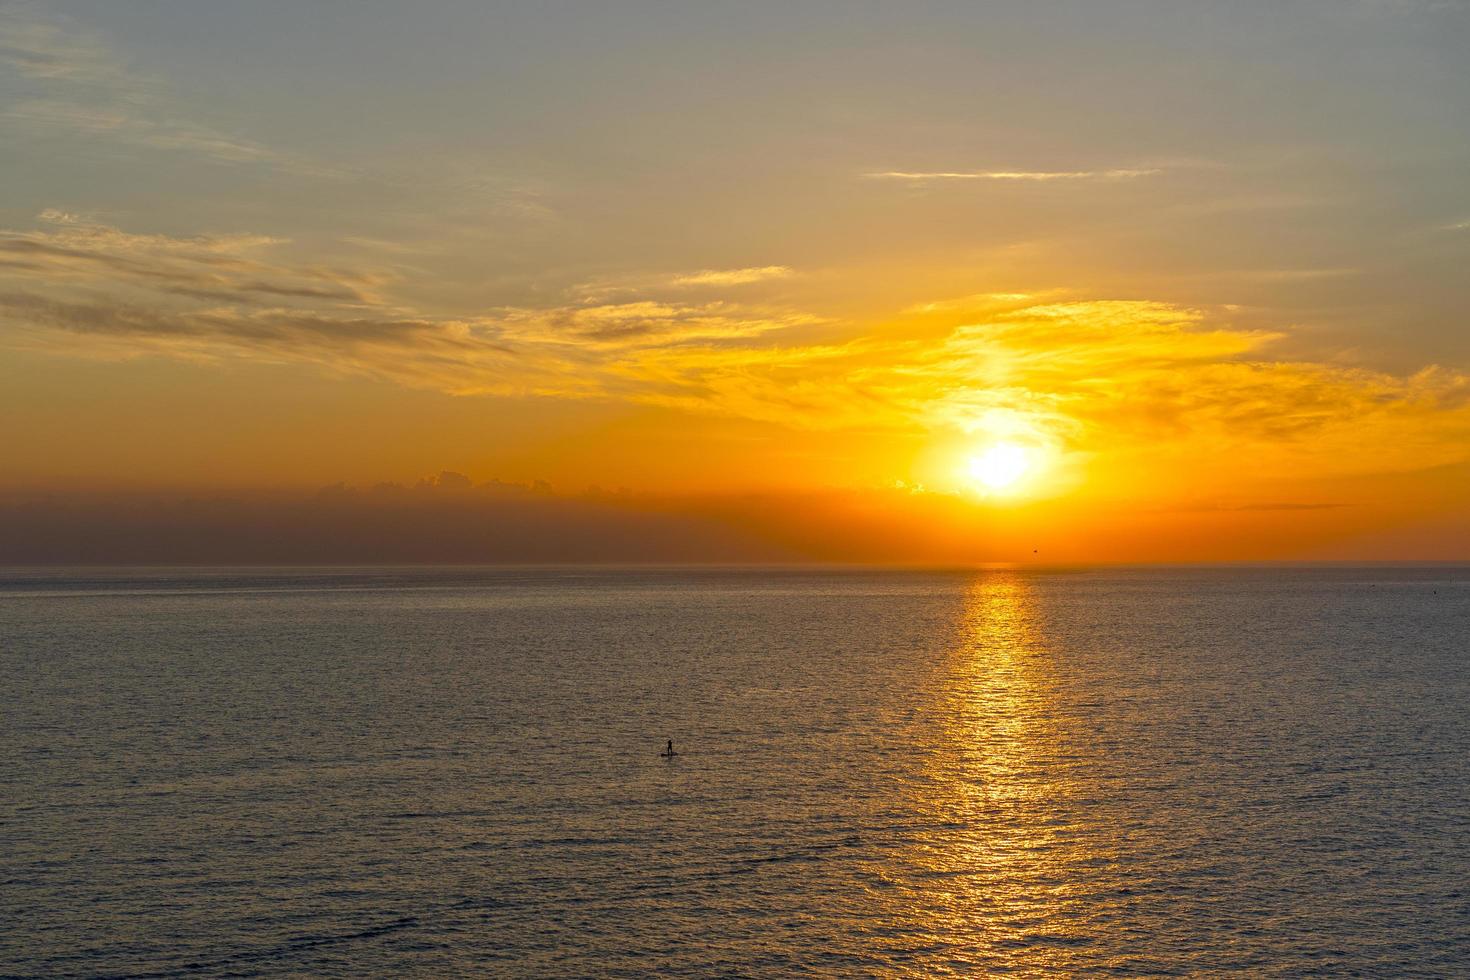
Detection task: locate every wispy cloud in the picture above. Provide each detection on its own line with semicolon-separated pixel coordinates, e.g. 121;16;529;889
0;8;128;84
672;266;794;287
864;168;1162;182
0;214;809;397
903;292;1043;315
0;4;337;175
492;299;816;352
1195;267;1361;283
569;265;797;302
0;212;370;304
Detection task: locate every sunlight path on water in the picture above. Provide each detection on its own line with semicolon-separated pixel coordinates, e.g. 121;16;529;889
879;574;1110;976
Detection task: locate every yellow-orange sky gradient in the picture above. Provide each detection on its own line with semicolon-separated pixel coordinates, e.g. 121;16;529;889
2;2;1469;562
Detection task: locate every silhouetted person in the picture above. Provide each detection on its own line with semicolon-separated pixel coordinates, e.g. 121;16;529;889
662;739;676;757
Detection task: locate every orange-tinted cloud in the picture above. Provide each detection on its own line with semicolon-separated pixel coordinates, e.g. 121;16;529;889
3;214;1469;515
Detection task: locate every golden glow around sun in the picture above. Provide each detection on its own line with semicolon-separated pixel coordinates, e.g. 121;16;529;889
968;442;1031;493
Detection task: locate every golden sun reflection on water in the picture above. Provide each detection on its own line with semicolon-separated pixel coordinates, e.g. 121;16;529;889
894;573;1107;976
942;574;1050;804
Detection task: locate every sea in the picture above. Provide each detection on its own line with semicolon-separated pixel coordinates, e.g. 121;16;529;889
2;565;1468;977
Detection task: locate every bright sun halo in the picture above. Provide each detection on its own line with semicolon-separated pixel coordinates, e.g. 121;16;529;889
968;442;1030;492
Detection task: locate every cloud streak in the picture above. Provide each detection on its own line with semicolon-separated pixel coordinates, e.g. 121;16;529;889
0;4;338;175
672;266;794;287
864;168;1162;182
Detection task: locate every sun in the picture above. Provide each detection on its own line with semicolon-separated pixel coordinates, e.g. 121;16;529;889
968;442;1030;493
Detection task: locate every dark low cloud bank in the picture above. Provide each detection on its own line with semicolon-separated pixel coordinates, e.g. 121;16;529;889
0;474;998;565
7;472;1444;564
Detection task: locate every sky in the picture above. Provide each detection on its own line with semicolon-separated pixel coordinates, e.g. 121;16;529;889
2;0;1469;562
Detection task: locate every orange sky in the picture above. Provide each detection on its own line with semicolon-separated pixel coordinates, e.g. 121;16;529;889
2;2;1469;561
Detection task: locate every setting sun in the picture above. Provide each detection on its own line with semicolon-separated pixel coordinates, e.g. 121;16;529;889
968;443;1031;493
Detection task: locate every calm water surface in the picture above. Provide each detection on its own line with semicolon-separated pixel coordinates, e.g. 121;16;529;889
3;566;1469;976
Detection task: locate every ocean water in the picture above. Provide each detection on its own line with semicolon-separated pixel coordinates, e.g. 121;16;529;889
2;565;1468;977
